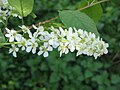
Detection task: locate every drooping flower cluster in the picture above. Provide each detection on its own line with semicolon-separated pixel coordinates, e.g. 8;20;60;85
5;25;109;59
0;0;21;23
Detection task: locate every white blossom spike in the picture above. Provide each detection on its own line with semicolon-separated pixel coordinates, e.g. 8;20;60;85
5;25;109;59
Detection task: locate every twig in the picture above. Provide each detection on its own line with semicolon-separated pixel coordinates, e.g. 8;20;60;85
78;0;109;11
35;0;109;26
112;51;120;61
18;0;109;32
29;16;59;29
112;60;120;66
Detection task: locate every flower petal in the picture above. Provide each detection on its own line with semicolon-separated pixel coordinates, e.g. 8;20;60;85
26;46;32;52
43;52;49;57
32;48;36;54
9;36;14;42
13;51;17;57
38;51;43;56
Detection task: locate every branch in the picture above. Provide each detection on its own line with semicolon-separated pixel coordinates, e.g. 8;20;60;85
112;60;120;66
112;51;120;61
0;42;22;46
20;0;109;31
29;16;59;29
78;0;109;11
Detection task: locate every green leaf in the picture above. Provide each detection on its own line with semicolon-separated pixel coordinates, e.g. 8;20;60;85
59;10;99;36
98;85;106;90
92;75;103;85
111;74;120;84
92;71;109;85
106;86;117;90
63;52;76;62
111;0;120;5
84;70;93;78
76;0;103;23
0;29;5;43
93;62;103;70
8;0;34;17
50;73;60;83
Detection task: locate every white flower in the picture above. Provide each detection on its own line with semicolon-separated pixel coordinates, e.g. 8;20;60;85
48;32;59;48
59;27;67;37
77;29;85;38
19;25;32;38
68;44;75;52
18;37;27;51
92;39;109;59
66;27;80;52
5;28;22;42
0;0;21;22
5;25;109;59
59;27;109;59
76;43;86;56
39;31;50;41
26;37;38;54
50;26;60;35
33;25;44;37
0;0;3;4
58;42;69;57
38;42;53;57
0;0;7;4
9;44;19;57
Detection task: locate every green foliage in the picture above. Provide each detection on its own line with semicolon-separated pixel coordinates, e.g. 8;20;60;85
111;0;120;5
76;0;103;23
98;0;120;74
8;0;34;17
0;0;120;90
111;74;120;84
0;29;5;43
59;10;99;36
0;52;120;90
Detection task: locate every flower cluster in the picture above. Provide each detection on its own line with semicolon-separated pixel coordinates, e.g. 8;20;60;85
5;25;109;59
0;0;21;23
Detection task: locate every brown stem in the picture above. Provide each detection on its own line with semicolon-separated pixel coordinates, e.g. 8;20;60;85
112;60;120;66
112;51;120;61
18;0;109;32
78;0;109;11
29;16;59;29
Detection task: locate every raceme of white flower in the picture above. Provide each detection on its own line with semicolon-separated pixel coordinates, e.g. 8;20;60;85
0;0;21;23
5;25;109;59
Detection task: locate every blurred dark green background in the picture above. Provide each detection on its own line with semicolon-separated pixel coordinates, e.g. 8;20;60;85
0;0;120;90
